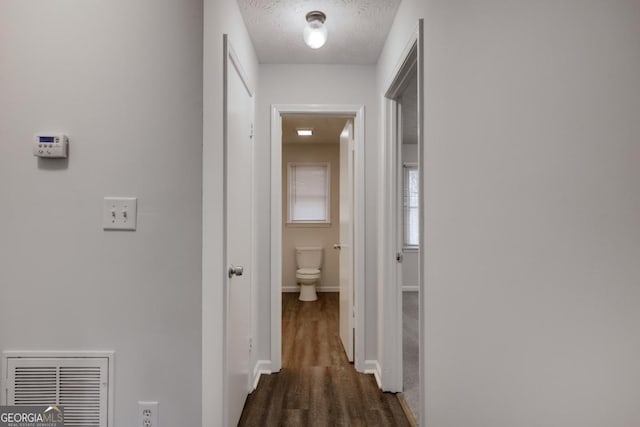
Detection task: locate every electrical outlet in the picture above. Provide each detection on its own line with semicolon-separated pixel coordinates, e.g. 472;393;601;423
138;401;158;427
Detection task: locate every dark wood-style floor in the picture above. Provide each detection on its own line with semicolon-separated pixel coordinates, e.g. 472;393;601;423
238;293;410;427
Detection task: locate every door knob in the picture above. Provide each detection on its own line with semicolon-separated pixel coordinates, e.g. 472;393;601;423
333;244;342;250
228;265;244;278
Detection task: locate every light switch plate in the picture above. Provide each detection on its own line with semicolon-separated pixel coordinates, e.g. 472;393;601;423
103;197;137;231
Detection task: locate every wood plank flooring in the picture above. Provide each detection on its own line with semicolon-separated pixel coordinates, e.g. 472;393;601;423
238;293;410;427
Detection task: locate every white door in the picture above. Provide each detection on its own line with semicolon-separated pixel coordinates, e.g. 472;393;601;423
224;37;253;427
338;120;355;361
395;102;405;302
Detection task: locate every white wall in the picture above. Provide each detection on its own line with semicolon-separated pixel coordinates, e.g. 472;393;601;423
0;2;203;426
378;0;640;425
282;143;340;291
202;0;258;425
255;64;379;362
402;140;418;163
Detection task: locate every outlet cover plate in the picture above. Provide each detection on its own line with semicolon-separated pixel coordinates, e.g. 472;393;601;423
138;401;158;427
103;197;137;231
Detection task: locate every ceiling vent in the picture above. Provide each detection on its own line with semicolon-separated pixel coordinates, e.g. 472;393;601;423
1;352;113;427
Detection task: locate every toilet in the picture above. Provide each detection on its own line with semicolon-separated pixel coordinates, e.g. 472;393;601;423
295;247;323;301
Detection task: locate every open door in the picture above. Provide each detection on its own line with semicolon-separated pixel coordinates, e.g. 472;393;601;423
224;36;254;426
338;120;355;361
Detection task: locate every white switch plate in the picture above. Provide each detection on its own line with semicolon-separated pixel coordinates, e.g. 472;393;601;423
103;197;137;231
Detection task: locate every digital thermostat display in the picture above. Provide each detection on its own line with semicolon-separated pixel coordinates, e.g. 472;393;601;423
33;133;68;158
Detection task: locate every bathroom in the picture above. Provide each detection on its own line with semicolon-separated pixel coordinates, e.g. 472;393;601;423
281;115;347;300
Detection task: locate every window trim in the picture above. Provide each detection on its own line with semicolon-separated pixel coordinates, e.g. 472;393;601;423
287;162;331;224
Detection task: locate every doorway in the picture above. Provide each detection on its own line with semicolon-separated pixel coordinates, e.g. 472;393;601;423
381;19;424;425
398;68;420;422
281;115;355;360
269;105;366;373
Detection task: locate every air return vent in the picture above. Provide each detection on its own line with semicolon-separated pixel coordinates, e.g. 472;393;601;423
2;352;113;427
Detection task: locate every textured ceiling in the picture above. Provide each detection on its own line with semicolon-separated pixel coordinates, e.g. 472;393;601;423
237;0;401;64
282;116;349;144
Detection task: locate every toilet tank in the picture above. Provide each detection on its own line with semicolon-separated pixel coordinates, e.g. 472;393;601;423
295;247;323;269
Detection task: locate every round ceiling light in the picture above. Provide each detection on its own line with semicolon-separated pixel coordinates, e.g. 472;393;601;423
303;11;328;49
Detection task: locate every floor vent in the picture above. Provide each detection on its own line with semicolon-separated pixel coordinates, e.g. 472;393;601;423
2;352;113;427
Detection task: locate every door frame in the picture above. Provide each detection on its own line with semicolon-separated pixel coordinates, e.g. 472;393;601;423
270;104;366;372
379;18;424;402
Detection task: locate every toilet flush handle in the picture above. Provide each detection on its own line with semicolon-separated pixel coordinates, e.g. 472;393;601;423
333;244;342;250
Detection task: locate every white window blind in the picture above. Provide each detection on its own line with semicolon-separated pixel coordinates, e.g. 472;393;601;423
288;163;331;223
404;164;419;247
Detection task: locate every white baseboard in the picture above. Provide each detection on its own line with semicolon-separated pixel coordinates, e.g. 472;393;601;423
251;360;272;391
402;285;419;292
282;286;340;293
364;360;382;388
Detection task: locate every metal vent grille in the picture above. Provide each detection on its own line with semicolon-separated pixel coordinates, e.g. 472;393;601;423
5;357;109;427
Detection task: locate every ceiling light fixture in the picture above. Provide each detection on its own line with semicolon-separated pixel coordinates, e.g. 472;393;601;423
297;129;313;136
303;11;327;49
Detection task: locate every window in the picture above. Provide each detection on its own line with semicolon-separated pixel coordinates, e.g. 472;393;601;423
288;163;331;223
404;164;419;247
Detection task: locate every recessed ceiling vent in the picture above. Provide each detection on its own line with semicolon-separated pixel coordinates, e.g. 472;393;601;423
2;352;113;427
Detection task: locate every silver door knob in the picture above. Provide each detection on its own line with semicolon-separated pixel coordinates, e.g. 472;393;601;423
228;265;244;278
333;244;342;250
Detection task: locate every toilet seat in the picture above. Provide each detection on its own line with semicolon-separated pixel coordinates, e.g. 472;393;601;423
297;268;320;275
297;275;320;280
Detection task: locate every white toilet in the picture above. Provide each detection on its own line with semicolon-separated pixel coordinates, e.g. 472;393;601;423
295;247;323;301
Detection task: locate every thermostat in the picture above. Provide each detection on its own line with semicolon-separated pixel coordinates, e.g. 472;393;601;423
33;133;68;158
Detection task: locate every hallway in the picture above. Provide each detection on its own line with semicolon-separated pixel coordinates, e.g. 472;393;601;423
239;293;410;426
